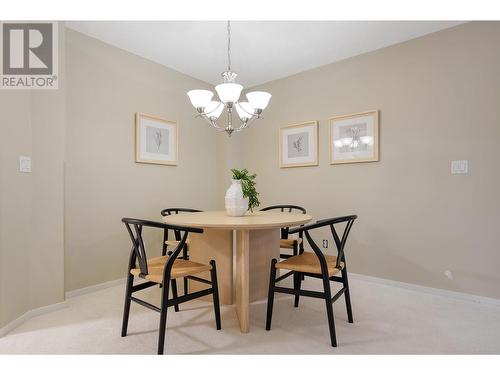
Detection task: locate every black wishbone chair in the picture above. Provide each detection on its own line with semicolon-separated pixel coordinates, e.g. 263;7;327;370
160;208;203;299
260;205;307;259
261;205;308;288
265;215;357;347
121;218;221;355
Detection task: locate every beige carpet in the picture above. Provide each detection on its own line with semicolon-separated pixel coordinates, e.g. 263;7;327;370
1;276;499;354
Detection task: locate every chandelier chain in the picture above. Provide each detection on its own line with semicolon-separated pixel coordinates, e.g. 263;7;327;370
227;20;231;71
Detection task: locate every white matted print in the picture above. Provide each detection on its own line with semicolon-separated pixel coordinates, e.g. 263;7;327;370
329;110;379;164
279;121;318;168
135;113;178;165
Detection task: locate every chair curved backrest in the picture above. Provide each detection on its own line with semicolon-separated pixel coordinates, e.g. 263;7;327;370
122;218;203;280
260;205;306;239
288;215;357;275
260;205;306;214
160;208;203;255
160;208;203;217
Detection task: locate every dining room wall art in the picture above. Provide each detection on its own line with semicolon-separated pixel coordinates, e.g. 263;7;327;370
329;110;379;164
279;120;319;168
135;112;178;166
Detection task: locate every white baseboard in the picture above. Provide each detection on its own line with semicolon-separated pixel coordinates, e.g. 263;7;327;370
349;272;500;307
65;277;126;299
3;272;499;339
0;300;69;338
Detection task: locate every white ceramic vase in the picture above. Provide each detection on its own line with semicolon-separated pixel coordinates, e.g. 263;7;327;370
225;179;249;217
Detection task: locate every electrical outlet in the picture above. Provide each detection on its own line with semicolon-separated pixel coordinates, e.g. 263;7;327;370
19;156;32;173
322;239;328;248
444;270;454;280
451;160;468;175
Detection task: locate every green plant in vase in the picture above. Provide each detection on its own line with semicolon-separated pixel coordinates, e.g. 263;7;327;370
231;168;260;212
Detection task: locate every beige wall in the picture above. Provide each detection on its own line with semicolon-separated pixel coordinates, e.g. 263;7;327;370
0;25;66;328
2;21;499;330
0;90;33;328
64;29;218;292
236;22;500;299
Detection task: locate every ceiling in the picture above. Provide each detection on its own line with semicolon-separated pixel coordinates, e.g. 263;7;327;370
66;21;463;87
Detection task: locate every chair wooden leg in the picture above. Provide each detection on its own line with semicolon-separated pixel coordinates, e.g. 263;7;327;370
121;273;134;337
342;268;354;323
294;272;302;307
210;260;221;330
183;244;189;296
183;277;189;296
157;280;170;355
297;241;305;281
171;279;179;312
322;276;337;347
266;259;278;330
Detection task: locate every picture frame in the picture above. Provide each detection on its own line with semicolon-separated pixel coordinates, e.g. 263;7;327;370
329;110;379;164
135;113;178;166
279;121;319;168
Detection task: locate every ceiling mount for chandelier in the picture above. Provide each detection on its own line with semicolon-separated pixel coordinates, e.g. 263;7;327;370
187;21;272;136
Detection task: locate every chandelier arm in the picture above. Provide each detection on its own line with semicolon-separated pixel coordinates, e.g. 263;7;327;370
233;125;247;133
199;114;228;132
246;115;259;126
198;111;262;135
233;115;257;133
230;120;252;132
203;102;224;117
235;101;256;118
234;125;249;133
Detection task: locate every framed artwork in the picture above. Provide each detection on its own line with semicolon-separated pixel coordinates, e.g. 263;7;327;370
329;110;379;164
135;113;178;166
279;121;319;168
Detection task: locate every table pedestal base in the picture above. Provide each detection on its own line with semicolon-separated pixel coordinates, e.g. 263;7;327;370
187;229;233;305
188;228;280;333
236;229;280;332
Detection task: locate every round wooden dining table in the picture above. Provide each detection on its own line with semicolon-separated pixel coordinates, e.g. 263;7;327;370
163;210;312;333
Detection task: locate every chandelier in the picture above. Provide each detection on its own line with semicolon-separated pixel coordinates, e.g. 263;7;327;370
187;21;272;136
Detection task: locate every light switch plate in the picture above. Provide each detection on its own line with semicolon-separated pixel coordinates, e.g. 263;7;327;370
19;156;32;173
451;160;468;175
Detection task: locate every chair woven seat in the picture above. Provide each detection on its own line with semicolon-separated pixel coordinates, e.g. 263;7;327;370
130;255;211;283
276;251;344;276
164;239;190;247
279;237;302;249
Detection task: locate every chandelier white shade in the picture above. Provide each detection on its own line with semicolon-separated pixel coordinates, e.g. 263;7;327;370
187;21;272;136
187;89;213;109
215;83;243;104
246;91;272;110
